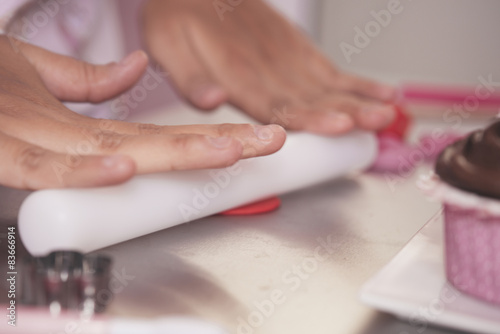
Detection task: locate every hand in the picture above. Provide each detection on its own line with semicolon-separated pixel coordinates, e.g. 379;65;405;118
0;36;285;190
142;0;396;136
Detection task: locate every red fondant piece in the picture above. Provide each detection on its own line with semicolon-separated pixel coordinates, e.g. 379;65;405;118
377;105;412;140
220;197;281;216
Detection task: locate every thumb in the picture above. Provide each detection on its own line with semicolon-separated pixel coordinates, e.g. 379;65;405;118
17;40;149;103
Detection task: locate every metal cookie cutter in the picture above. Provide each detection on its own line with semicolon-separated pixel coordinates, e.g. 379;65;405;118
19;251;113;315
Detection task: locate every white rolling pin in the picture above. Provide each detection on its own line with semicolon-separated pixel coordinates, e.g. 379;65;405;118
19;131;377;256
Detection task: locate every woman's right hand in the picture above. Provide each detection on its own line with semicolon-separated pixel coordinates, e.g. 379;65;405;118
143;0;396;136
0;36;286;190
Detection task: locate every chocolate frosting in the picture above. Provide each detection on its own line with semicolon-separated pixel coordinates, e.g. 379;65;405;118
435;121;500;199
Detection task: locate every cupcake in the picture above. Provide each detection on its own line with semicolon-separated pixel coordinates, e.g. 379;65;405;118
423;120;500;305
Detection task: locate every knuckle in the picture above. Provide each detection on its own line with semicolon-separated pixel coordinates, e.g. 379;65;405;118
80;62;98;100
81;61;98;82
95;131;125;152
171;135;192;152
81;127;125;152
99;132;125;152
137;123;163;135
216;123;237;137
98;119;117;132
17;146;46;171
168;135;194;170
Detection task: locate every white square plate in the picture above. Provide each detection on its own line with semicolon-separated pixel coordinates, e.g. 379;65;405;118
360;211;500;334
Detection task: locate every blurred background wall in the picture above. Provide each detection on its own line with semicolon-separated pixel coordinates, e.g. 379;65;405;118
269;0;500;86
321;0;500;86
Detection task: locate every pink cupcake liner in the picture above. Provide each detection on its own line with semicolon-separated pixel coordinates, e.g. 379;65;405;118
443;204;500;305
420;173;500;305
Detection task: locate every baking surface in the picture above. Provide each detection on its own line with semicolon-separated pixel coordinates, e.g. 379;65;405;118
0;105;491;333
1;163;478;334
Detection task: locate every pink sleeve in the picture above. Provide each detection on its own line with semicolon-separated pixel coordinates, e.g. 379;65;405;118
0;0;32;32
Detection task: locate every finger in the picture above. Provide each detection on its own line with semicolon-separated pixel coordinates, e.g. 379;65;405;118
162;123;286;158
109;134;245;173
274;106;356;136
287;40;396;102
0;110;285;165
329;72;396;102
181;38;274;121
313;93;396;131
82;121;286;159
0;132;135;190
179;16;286;116
17;39;149;103
257;55;395;133
3;121;246;174
354;104;396;130
183;18;347;136
145;21;227;110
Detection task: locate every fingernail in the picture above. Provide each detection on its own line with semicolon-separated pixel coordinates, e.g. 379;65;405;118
208;136;233;149
191;84;226;107
362;106;395;125
378;84;397;101
118;53;136;67
327;112;354;129
254;125;276;142
119;50;147;67
102;155;131;172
